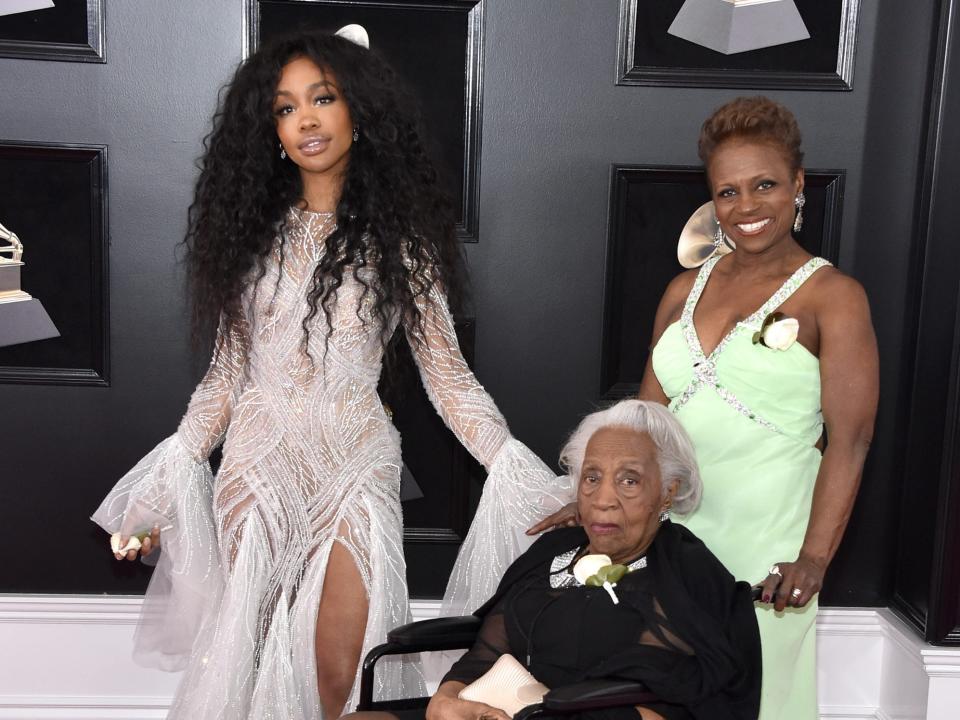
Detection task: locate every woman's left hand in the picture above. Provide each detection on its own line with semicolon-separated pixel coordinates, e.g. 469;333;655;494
426;693;510;720
526;501;578;535
756;556;825;611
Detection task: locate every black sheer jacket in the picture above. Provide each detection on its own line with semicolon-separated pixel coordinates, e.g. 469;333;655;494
443;523;761;720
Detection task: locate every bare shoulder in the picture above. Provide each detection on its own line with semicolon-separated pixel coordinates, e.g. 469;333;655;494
811;266;870;313
662;268;699;305
653;268;699;329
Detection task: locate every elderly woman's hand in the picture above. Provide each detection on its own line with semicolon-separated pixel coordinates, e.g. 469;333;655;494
426;684;510;720
526;501;579;535
757;555;826;611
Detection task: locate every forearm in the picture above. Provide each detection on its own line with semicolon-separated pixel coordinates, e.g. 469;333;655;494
425;682;468;720
799;436;871;567
435;681;467;699
178;327;248;460
407;285;511;468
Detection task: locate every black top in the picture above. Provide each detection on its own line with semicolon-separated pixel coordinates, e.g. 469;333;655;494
444;523;761;720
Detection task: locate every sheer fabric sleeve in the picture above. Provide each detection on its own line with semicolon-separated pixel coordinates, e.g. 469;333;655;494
177;315;249;461
403;281;575;617
89;318;248;671
441;593;512;685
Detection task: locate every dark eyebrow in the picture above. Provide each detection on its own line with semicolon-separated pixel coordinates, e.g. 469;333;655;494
274;80;336;99
718;173;777;187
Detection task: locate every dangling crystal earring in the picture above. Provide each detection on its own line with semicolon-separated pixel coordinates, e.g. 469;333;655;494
714;217;727;250
279;142;286;160
352;126;360;142
659;508;670;523
793;191;806;233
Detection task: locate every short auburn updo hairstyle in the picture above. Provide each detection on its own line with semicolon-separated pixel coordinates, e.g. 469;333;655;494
698;96;804;172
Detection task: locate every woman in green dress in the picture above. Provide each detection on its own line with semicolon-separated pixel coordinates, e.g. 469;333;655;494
637;97;879;719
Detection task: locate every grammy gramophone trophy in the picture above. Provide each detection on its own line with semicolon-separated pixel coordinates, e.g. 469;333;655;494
0;220;59;348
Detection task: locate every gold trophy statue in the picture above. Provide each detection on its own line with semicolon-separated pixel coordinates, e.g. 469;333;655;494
0;219;59;347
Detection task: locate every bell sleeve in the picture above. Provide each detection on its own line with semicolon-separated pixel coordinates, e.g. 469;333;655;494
403;278;574;617
90;317;248;671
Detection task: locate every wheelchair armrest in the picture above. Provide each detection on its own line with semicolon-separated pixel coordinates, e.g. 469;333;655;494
358;616;482;711
386;615;483;650
513;679;660;720
543;679;659;711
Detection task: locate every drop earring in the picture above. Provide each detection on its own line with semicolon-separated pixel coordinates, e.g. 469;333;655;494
659;507;671;523
279;142;286;160
714;217;727;250
352;126;360;142
793;191;806;233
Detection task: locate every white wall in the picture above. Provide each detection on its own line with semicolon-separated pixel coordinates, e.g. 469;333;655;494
2;597;958;720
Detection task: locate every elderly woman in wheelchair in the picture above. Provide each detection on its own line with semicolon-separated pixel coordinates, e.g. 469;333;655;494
355;400;761;720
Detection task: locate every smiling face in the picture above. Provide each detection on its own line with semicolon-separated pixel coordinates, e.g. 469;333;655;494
273;56;354;183
577;426;677;564
707;137;804;255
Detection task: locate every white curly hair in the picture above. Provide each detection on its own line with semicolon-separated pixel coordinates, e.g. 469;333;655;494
559;399;702;515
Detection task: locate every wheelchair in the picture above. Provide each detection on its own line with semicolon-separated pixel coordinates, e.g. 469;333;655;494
358;585;763;719
357;614;659;719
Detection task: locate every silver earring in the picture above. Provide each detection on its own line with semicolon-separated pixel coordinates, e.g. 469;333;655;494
279;142;286;160
793;191;806;233
659;509;670;522
352;126;360;142
714;218;727;250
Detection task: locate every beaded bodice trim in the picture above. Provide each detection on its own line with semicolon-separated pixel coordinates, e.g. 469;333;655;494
548;548;648;589
672;255;832;433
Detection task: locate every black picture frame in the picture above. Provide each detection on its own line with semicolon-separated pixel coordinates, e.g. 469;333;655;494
892;0;960;646
246;0;484;241
617;0;860;90
0;0;105;63
600;164;844;400
0;140;110;386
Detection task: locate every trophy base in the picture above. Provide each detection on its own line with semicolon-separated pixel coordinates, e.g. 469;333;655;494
668;0;810;55
0;297;59;348
0;261;26;300
0;290;31;304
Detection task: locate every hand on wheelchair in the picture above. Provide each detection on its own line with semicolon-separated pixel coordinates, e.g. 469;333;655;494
426;683;510;720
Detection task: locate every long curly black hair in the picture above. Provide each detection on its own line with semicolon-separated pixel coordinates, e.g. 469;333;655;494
184;30;465;359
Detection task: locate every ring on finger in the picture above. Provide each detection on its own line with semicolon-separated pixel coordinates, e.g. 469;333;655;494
769;564;782;577
791;587;802;599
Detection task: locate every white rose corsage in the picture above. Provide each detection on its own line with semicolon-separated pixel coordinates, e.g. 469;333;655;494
110;531;151;555
753;312;799;351
573;553;631;604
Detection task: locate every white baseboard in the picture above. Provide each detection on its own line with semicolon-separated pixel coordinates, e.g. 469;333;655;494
1;596;958;719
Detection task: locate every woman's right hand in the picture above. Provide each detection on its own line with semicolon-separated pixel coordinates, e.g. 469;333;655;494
426;685;510;720
111;526;161;561
526;501;578;535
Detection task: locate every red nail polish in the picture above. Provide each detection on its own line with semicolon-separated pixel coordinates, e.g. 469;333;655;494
762;593;771;603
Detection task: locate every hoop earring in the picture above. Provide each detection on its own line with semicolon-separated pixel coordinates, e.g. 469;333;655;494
352;126;360;142
793;191;806;233
279;142;286;160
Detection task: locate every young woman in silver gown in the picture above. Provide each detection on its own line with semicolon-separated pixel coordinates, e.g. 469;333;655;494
92;29;571;719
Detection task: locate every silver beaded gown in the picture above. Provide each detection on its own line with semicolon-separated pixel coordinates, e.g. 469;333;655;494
91;208;572;718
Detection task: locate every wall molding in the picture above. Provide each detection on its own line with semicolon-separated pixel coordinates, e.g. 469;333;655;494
1;597;957;719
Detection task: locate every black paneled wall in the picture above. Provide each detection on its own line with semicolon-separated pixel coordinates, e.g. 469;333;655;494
0;0;945;611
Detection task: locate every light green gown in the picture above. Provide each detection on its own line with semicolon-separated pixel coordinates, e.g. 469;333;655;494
652;255;831;720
